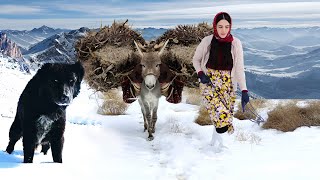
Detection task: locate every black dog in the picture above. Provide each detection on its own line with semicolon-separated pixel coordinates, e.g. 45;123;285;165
6;62;84;163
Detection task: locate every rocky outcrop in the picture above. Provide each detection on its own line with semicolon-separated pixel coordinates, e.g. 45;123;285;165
0;32;22;58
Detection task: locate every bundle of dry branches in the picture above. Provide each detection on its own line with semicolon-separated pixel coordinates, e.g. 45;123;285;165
155;23;213;88
75;20;145;92
155;23;212;46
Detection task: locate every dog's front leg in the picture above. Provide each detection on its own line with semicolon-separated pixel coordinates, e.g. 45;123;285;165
50;136;64;163
50;120;65;163
22;132;36;163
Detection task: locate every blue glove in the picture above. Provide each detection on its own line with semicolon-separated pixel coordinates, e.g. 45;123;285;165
241;91;249;112
198;71;210;84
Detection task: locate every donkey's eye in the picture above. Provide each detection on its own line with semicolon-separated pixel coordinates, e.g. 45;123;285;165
141;64;146;68
54;79;59;83
70;79;75;83
156;64;161;67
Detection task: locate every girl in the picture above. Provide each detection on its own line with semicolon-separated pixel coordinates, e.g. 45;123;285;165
193;12;249;135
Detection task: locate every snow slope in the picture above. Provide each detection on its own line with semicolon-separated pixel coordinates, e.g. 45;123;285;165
0;67;319;180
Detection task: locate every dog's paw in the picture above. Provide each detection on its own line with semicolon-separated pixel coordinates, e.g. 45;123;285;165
5;146;14;154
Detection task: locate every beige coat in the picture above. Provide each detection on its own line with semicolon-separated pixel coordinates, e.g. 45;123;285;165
192;35;247;91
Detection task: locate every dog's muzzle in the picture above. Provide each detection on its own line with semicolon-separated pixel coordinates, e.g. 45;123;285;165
56;84;73;106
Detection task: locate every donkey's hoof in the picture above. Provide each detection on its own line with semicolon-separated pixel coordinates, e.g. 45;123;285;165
147;136;154;141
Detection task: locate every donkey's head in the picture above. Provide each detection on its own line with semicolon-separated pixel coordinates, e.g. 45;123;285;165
134;40;169;90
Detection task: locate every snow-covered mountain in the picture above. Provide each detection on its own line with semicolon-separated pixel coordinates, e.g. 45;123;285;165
1;25;69;52
245;47;320;99
236;27;320;98
24;27;89;64
234;27;320;49
229;27;320;98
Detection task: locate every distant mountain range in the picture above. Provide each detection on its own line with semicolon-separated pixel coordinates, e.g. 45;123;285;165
1;25;319;99
135;27;168;41
1;25;69;53
24;27;89;64
232;27;320;99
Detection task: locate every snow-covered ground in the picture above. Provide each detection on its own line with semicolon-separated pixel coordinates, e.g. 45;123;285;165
0;67;320;180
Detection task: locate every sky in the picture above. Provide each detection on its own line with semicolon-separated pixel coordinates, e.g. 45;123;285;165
0;0;319;30
0;63;320;179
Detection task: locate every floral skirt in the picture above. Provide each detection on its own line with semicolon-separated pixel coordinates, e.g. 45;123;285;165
200;69;236;134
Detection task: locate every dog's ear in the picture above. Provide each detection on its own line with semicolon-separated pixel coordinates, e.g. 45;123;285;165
72;61;85;98
38;63;51;73
73;61;84;83
36;63;53;80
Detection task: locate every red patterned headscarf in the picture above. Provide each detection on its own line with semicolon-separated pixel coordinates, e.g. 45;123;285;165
213;12;233;43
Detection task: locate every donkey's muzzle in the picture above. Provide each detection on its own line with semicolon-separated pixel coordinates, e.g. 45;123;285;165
144;75;157;90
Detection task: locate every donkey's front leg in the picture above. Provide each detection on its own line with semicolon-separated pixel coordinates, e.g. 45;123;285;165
139;99;148;132
141;110;147;132
145;108;154;141
151;107;158;133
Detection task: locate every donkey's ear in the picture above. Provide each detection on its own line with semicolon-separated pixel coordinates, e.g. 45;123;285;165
158;39;169;56
134;40;144;57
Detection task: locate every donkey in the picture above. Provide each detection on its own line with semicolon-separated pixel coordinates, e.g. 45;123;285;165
134;40;169;141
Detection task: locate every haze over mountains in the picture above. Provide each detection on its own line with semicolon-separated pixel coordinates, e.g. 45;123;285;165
0;25;319;99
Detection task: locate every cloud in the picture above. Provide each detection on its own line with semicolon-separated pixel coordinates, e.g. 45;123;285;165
51;1;320;26
54;1;320;17
0;1;319;29
0;18;103;30
0;5;43;15
52;4;125;16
